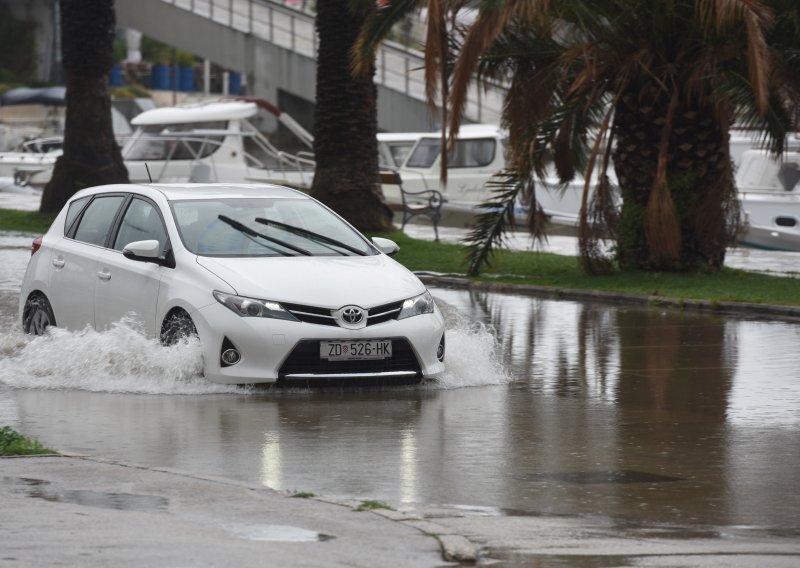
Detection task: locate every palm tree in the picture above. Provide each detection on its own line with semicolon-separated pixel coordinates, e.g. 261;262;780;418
449;0;800;274
354;1;469;186
309;0;393;231
40;0;128;214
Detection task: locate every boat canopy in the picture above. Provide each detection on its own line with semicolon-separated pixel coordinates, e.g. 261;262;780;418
131;101;258;126
0;86;66;106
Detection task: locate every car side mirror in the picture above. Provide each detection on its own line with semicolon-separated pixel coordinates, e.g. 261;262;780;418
123;239;160;259
122;239;173;268
371;237;400;256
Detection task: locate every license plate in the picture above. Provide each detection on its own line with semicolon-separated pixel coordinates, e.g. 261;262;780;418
320;340;392;361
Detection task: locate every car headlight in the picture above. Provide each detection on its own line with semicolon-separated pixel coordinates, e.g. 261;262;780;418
397;290;435;320
213;291;299;321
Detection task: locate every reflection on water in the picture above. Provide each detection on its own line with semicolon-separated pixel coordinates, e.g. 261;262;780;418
1;285;799;530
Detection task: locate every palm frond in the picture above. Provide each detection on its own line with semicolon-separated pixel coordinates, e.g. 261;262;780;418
352;0;420;76
463;170;538;276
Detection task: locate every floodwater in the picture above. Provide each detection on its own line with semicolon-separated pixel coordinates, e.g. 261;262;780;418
1;232;799;535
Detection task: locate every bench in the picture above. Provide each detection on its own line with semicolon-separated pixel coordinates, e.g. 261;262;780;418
379;170;443;241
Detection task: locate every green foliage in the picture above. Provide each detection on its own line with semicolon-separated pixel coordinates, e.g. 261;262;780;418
615;195;648;270
176;50;196;68
0;6;38;82
0;426;55;456
141;35;172;64
445;1;800;274
113;39;128;64
462;171;528;276
111;84;152;99
291;491;316;498
0;209;57;234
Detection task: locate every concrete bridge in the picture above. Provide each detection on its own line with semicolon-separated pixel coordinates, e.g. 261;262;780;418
115;0;504;136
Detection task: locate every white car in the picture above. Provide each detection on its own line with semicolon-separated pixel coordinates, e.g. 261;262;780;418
19;183;446;384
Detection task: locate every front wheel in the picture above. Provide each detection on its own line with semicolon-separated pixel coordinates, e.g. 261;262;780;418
22;294;56;335
160;311;198;346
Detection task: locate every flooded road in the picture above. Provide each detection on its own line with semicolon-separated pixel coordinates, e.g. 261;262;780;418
1;232;799;540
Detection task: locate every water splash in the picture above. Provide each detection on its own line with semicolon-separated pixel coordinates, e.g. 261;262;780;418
0;300;512;394
0;318;240;395
433;302;513;389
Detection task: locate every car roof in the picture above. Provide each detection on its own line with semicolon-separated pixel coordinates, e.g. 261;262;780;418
71;183;309;203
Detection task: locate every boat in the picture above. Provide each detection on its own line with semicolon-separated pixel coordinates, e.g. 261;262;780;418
379;124;530;225
0;86;132;188
0;87;66;152
122;99;315;188
381;124;800;251
736;147;800;251
0;98;315;192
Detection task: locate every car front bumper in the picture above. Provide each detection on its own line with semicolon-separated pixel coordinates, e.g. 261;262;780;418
191;301;446;384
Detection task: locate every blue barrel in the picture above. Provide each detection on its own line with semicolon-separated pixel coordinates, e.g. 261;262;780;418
228;72;241;95
178;66;194;92
151;64;170;90
109;63;123;87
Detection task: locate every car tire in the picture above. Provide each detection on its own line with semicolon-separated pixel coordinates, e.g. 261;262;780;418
22;294;57;335
160;310;198;346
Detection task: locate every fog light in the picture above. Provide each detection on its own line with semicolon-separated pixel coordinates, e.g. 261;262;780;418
437;334;445;362
221;348;241;366
220;337;241;367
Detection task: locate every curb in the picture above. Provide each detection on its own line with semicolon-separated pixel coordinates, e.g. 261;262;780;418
418;273;800;322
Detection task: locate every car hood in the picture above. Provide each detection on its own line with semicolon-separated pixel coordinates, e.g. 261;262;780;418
196;254;425;308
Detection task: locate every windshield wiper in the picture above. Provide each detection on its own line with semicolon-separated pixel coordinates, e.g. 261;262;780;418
217;215;311;256
254;217;368;256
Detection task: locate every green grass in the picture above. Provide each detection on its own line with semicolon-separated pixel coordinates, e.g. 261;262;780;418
354;500;394;512
0;209;56;234
0;426;55;456
374;230;800;308
290;491;316;498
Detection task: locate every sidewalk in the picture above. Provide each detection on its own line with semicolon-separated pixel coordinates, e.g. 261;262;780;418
3;455;799;567
0;455;456;567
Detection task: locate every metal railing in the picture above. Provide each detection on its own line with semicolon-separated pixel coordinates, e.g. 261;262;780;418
158;0;504;124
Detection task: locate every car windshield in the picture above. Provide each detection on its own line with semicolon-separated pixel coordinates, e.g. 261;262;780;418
171;197;375;257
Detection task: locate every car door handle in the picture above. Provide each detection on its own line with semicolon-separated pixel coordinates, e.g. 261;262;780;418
97;270;112;281
52;259;65;268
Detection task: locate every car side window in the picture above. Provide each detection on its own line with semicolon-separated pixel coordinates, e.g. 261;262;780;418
113;198;168;253
72;195;126;247
64;196;90;234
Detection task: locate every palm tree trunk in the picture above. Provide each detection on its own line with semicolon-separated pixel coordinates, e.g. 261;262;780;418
612;84;741;270
309;0;393;232
40;0;128;214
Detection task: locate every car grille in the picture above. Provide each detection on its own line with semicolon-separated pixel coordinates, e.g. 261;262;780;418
281;300;404;328
278;338;421;378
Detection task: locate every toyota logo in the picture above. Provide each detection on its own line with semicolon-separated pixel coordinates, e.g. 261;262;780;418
335;305;367;329
342;307;364;324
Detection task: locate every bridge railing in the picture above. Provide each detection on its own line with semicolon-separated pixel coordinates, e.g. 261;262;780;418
160;0;505;124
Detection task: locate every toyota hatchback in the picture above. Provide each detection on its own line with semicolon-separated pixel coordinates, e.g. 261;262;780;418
19;183;445;384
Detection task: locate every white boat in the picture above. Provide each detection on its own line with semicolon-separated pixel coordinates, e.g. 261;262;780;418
122;99;315;188
382;124;800;251
0;98;315;192
736;147;800;251
0;86;133;187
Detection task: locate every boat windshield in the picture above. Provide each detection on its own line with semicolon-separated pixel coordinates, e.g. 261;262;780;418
171;197;375;257
406;137;497;169
124;120;227;161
